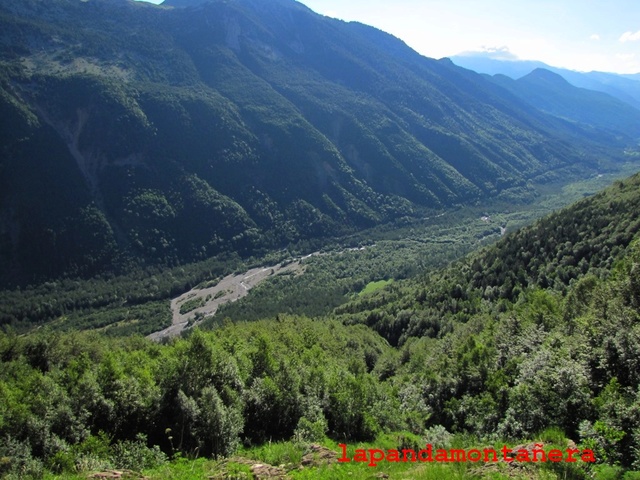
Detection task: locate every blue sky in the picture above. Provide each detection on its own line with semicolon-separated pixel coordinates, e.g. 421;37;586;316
136;0;640;74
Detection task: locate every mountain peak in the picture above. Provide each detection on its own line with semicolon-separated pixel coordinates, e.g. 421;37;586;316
161;0;305;9
161;0;212;7
522;68;571;86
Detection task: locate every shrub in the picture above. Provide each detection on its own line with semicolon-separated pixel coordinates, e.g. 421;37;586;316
110;434;167;471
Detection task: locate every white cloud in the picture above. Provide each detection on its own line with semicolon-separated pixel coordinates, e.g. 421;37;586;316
478;45;519;60
590;34;600;41
619;30;640;42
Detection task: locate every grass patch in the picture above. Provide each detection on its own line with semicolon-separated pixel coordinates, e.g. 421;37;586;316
243;441;305;467
359;279;393;296
143;456;217;480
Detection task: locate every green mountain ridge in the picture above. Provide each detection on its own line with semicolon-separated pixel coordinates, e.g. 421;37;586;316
321;171;640;465
334;172;640;345
0;0;637;286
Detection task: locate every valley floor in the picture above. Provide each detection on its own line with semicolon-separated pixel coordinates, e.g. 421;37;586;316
147;260;307;341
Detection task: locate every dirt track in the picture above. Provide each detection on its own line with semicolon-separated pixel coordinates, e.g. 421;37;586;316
147;260;304;341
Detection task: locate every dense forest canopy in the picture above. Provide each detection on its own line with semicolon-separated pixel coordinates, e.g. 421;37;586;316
2;171;640;479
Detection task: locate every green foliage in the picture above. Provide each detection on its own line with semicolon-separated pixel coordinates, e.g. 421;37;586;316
359;279;394;296
246;441;305;468
423;425;454;449
4;169;640;478
579;420;626;466
178;296;205;315
592;465;626;480
109;434;167;471
0;436;44;479
0;252;243;333
537;426;568;446
0;317;412;476
334;173;640;345
322;173;640;472
294;415;329;444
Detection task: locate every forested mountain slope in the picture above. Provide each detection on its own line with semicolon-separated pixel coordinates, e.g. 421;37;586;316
325;172;640;471
2;172;640;478
0;0;636;286
335;173;640;344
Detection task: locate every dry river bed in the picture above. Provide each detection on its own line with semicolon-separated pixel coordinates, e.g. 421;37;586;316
146;258;307;341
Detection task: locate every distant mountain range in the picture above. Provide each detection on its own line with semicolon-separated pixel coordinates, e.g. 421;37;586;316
490;68;640;139
451;51;640;110
0;0;638;286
